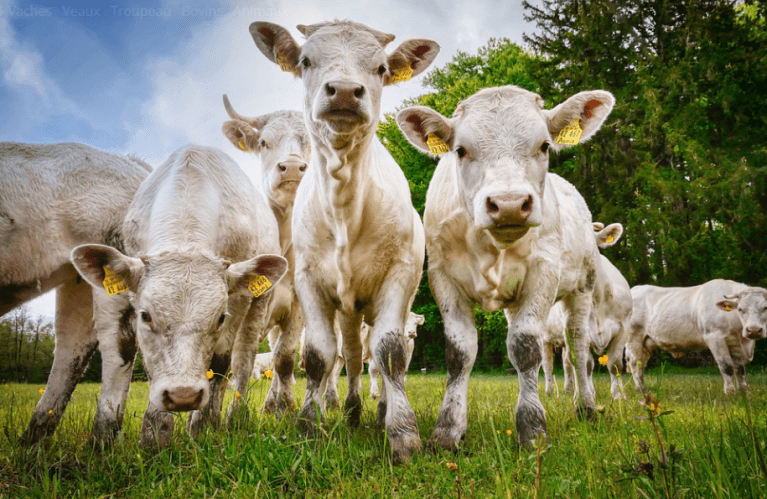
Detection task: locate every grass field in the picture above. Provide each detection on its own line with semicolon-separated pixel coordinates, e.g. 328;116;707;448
1;366;766;498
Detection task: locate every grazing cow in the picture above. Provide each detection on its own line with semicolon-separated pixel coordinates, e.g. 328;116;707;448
364;312;424;399
397;85;615;447
627;280;767;395
217;95;310;414
541;223;631;400
1;142;150;445
252;351;274;379
251;20;438;463
71;145;287;446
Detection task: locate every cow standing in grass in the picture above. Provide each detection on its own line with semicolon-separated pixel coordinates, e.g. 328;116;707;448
250;20;438;463
627;280;767;395
71;145;287;446
1;142;150;445
397;85;615;448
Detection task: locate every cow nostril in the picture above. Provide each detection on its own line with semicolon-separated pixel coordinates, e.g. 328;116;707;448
326;83;336;96
486;198;499;216
279;164;287;173
354;87;364;99
299;164;307;172
521;196;533;214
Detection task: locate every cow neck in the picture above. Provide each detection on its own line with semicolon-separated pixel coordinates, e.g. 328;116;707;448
311;128;375;313
268;197;294;263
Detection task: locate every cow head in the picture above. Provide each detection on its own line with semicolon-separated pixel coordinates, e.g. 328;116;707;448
221;95;310;209
404;312;424;340
594;222;623;248
717;287;767;340
398;85;614;245
71;244;287;412
250;20;439;144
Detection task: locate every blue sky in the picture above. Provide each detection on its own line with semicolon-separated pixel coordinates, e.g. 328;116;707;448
1;0;535;318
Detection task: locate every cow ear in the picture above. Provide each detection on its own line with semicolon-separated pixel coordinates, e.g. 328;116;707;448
71;244;144;295
545;90;615;150
227;254;288;298
386;39;440;86
222;120;262;153
414;314;425;325
716;298;738;312
595;223;623;248
250;22;302;77
397;106;454;158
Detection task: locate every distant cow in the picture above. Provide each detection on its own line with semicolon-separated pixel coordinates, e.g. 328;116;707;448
71;145;287;446
627;280;767;395
218;95;310;414
252;351;274;379
1;142;150;445
541;223;631;400
251;20;438;463
398;85;615;448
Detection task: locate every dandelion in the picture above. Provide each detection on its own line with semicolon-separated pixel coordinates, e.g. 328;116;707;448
264;370;274;379
48;410;53;414
446;461;458;471
506;429;513;436
598;354;609;366
596;405;605;413
235;391;242;399
206;369;214;380
39;388;45;395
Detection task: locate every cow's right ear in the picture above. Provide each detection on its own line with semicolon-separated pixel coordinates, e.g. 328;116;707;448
249;22;302;77
227;254;288;298
222;120;261;153
716;297;739;312
396;106;454;158
414;314;425;325
71;244;145;295
594;223;623;248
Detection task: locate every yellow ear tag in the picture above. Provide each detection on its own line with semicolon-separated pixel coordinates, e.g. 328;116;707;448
103;267;128;296
390;63;413;83
248;275;272;298
724;305;732;311
426;133;450;155
277;55;294;72
238;140;247;151
606;235;614;244
556;118;583;145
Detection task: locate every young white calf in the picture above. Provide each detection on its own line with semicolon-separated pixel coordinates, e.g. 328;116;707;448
71;145;287;446
1;142;149;445
398;85;615;448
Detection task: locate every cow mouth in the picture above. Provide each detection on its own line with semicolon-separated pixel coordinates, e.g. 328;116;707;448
745;330;766;340
323;109;364;122
488;224;530;242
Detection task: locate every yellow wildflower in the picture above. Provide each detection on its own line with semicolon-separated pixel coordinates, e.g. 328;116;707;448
446;461;458;471
264;369;274;379
38;388;45;395
506;429;513;436
48;410;53;414
596;405;605;413
235;391;242;399
206;369;214;380
598;354;609;366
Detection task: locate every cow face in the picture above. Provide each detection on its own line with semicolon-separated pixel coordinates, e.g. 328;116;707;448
717;287;767;340
250;21;439;140
404;312;424;340
398;86;614;245
222;95;310;209
71;244;287;412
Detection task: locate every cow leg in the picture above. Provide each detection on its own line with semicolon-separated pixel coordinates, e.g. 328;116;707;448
704;333;738;395
586;353;596;399
563;294;597;420
606;331;628;400
541;339;556;396
430;273;478;452
227;296;270;427
339;313;364;425
90;292;137;446
21;277;98;445
140;402;174;448
265;297;304;414
728;337;751;394
562;346;575;393
369;360;381;399
324;354;344;411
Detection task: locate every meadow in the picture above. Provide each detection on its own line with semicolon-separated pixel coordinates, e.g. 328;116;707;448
1;366;766;498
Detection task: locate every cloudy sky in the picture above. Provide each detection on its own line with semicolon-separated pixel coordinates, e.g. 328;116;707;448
1;0;537;319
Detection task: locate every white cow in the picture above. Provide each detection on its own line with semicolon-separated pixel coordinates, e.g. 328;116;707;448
251;20;438;463
71;145;287;446
252;351;274;379
541;223;632;400
219;95;310;414
1;142;150;445
398;85;615;448
627;280;767;395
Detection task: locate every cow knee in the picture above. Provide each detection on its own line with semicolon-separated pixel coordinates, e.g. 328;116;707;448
507;333;541;372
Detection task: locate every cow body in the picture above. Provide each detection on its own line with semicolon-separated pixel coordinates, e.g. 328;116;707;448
397;85;615;447
1;142;150;444
251;20;438;463
71;145;287;446
627;280;767;395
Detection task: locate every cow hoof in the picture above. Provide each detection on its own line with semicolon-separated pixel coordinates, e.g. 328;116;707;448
516;404;547;447
297;405;323;437
574;405;596;422
324;395;340;412
390;432;422;465
344;394;362;428
427;428;464;453
370;392;380;400
375;400;387;427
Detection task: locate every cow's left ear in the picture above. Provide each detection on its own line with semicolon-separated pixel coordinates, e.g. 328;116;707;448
414;314;425;325
397;106;454;158
222;120;261;153
716;297;739;312
386;39;440;86
250;22;302;77
595;223;623;248
227;254;288;298
544;90;615;150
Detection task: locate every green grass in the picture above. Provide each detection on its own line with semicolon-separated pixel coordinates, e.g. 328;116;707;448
1;367;766;498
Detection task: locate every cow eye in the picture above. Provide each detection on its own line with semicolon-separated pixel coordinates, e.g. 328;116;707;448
217;313;227;327
259;139;268;149
377;65;387;76
300;57;311;69
140;311;152;323
456;146;467;159
541;142;550;153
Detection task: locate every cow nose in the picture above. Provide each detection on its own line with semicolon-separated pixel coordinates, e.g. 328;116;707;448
325;80;365;104
486;193;534;226
746;326;764;338
162;387;204;411
278;160;308;180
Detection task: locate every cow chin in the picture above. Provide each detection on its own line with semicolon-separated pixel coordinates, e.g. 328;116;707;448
487;225;530;245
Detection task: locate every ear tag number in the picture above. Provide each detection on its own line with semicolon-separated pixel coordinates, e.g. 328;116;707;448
277;55;294;72
238;140;247;151
248;275;272;298
556;118;583;145
426;133;450;155
390;63;413;83
606;235;614;244
103;267;128;296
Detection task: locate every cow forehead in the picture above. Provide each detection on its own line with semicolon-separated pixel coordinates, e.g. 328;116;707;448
302;27;386;63
740;290;767;310
139;252;228;307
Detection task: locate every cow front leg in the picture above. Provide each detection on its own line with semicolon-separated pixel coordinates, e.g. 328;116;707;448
338;313;363;425
324;354;344;411
562;346;576;393
605;332;628;400
540;339;556;396
705;333;740;395
140;402;174;448
21;277;98;445
368;360;381;399
265;297;304;414
564;294;597;419
187;349;230;438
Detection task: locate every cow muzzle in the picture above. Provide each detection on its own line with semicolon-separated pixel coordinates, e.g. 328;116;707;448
318;80;368;131
162;386;204;411
745;326;766;340
485;192;534;242
278;159;308;184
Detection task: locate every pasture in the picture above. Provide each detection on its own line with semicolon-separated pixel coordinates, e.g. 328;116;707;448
1;367;766;498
